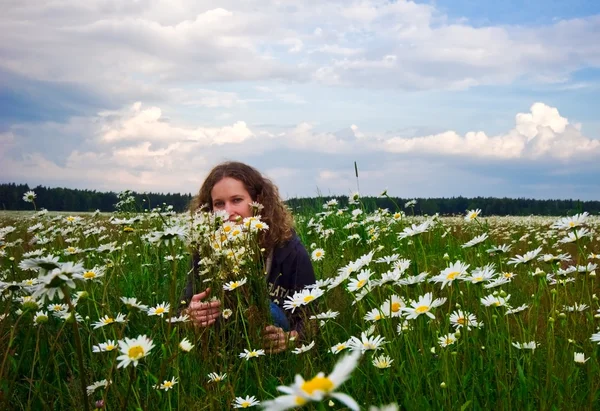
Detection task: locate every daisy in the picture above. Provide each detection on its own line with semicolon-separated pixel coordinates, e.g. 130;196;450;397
591;332;600;344
207;372;227;382
430;261;470;289
147;302;170;317
364;308;385;322
486;244;512;254
396;272;428;286
292;341;316;355
166;314;190;323
348;332;386;353
372;354;394;369
398;221;432;240
505;304;528;315
310;310;340;321
47;303;68;313
23;190;37;202
465;209;481;221
92;313;127;329
261;350;361;411
480;294;511;307
86;379;111;396
239;348;265;361
222;308;233;319
92;340;118;353
18;255;61;273
380;295;405;318
116;335;155;368
33;310;49;325
154;377;178;391
74;266;106;282
32;262;84;302
438;333;457;347
330;341;351;354
223;277;248;291
512;341;537;351
463;264;496;284
449;310;482;330
558;228;591;244
574;352;589;363
552;212;589;230
508;247;543;266
311;248;325;261
462;233;489;248
179;337;194;352
347;270;373;292
233;395;260;408
295;288;325;305
401;292;447;320
120;297;148;311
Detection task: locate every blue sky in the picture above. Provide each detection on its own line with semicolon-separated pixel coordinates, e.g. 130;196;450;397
1;0;599;201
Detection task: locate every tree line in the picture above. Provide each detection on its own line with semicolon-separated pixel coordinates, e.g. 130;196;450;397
1;182;598;216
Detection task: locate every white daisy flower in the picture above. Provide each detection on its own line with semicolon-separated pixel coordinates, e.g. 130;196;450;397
147;302;170;317
116;335;155;368
223;277;248;291
233;395;260;408
239;348;265;361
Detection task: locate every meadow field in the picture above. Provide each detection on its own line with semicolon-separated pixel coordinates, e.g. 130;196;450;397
1;195;599;410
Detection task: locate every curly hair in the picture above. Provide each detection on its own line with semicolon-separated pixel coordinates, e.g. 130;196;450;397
190;161;294;251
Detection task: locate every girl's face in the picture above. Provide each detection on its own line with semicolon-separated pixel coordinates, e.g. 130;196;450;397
210;177;253;221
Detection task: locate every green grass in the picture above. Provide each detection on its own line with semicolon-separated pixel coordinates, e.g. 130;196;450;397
1;202;599;410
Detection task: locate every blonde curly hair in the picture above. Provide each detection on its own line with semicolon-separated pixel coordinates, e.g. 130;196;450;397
190;161;294;251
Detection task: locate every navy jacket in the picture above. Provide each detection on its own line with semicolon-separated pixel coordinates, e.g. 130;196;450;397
181;233;316;335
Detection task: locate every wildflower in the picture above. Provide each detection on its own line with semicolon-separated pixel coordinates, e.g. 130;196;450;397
292;341;316;355
558;228;591;244
31;261;84;302
462;233;489;248
372;354;393;369
179;337;194;352
369;404;399;411
120;297;149;311
86;379;111;396
310;310;339;321
331;341;351;354
116;335;155;368
465;209;481;221
486;244;512;254
508;247;543;266
223;277;248;291
147;226;187;246
574;352;589;363
222;308;233;319
47;303;68;313
233;395;260;408
505;304;528;315
261;350;361;411
154;377;178;391
311;248;325;261
398;220;432;240
347;270;373;292
380;295;405;318
92;313;127;329
552;212;589;230
239;348;265;361
401;292;446;320
438;333;457;347
92;340;118;353
449;310;482;330
430;261;470;289
23;190;37;203
349;332;386;353
208;372;227;382
33;310;49;325
364;308;385;322
396;272;428;286
74;266;106;282
464;264;496;284
512;341;537;351
590;332;600;344
481;294;511;307
147;302;170;317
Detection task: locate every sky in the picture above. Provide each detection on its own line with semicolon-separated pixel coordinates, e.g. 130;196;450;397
1;0;599;201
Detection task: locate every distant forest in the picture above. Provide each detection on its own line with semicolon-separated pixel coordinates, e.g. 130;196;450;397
1;182;598;216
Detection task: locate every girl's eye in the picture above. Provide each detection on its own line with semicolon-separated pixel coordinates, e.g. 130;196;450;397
233;198;243;203
213;202;224;208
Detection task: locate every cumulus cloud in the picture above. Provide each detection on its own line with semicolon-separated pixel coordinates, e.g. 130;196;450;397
1;100;598;199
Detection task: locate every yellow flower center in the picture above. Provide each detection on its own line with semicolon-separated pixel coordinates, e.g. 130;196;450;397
493;302;500;307
569;221;575;227
232;229;241;236
473;276;483;282
241;401;250;408
457;317;466;325
128;345;144;359
295;396;308;406
446;271;460;280
301;376;334;395
356;279;366;289
391;302;401;312
155;307;165;314
503;272;513;278
223;225;232;232
104;317;114;324
315;252;322;257
67;247;76;253
303;295;315;303
164;381;173;388
123;226;134;232
415;305;429;314
66;216;75;222
83;271;96;279
230;282;239;289
106;344;116;351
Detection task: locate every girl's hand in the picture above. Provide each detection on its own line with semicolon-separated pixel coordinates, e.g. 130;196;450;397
262;325;298;353
186;287;221;327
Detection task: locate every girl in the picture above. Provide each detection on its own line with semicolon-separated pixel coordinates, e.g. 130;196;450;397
181;161;316;353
